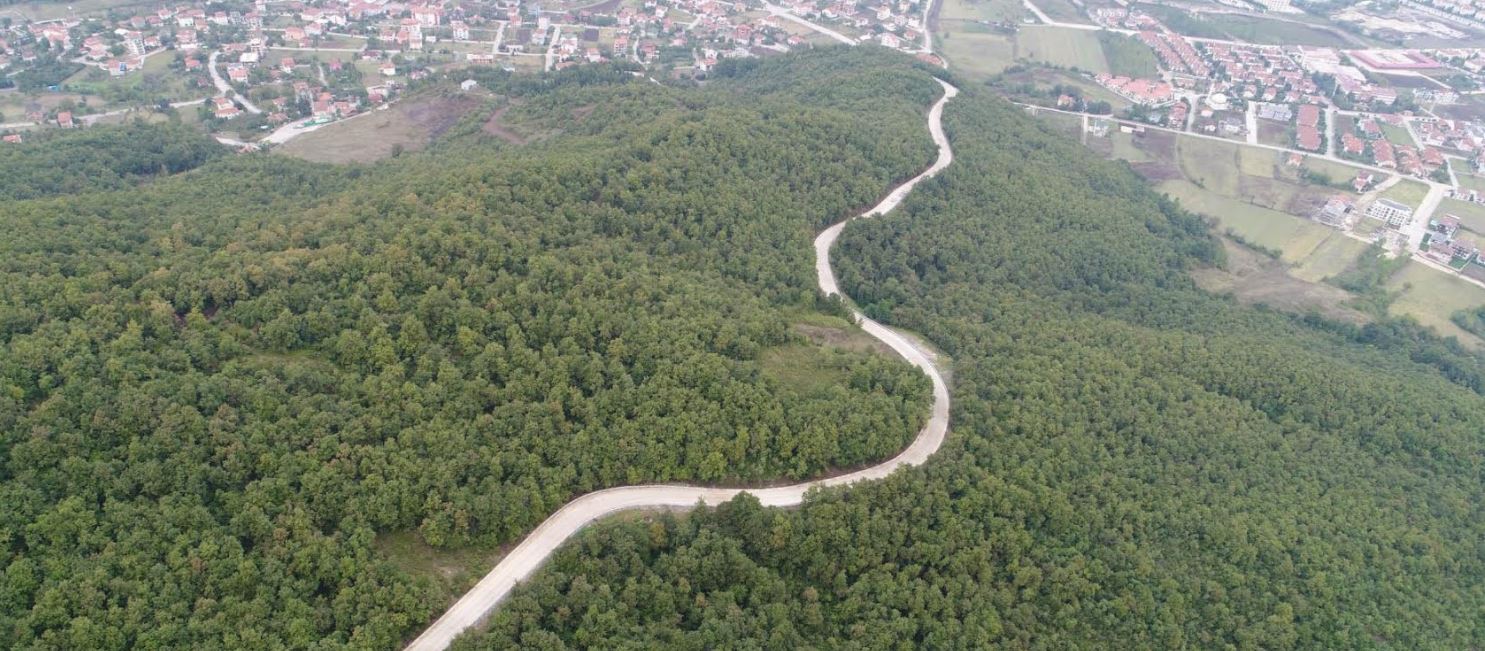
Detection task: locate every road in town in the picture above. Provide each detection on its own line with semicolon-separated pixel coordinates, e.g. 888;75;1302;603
403;78;959;651
207;50;263;114
762;1;856;45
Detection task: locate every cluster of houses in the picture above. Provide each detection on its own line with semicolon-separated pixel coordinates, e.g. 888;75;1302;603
1423;213;1482;265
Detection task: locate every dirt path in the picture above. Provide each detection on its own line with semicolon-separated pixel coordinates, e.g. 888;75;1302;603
403;79;961;651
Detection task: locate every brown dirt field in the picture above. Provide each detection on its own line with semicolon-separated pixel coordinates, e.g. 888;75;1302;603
793;323;895;357
276;94;482;164
1128;161;1182;182
1133;129;1176;161
1192;238;1369;325
482;105;527;144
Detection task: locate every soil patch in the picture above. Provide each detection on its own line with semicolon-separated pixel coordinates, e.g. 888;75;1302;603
482;105;528;144
1192;237;1370;325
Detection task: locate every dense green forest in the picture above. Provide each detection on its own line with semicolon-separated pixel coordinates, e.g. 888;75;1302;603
0;122;226;200
0;51;939;647
462;58;1485;649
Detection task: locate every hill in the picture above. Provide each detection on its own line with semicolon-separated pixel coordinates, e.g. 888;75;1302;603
458;55;1485;650
0;49;943;648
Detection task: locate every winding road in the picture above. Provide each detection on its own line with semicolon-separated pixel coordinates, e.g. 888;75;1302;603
403;78;959;651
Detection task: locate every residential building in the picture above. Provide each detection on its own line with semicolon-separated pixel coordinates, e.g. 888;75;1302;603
1367;198;1413;227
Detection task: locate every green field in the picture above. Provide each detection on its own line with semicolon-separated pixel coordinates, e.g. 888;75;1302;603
940;32;1018;78
1386;261;1485;346
1302;156;1368;185
1034;0;1093;24
1457;173;1485;193
1017;26;1108;73
1175;137;1243;196
1238;145;1278;178
938;0;1025;23
1380;179;1430;209
1291;231;1369;282
1439;198;1485;233
1162;179;1333;260
1381;123;1415;146
1099;32;1160;78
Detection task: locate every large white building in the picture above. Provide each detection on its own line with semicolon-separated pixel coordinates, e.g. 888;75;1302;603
1367;198;1414;227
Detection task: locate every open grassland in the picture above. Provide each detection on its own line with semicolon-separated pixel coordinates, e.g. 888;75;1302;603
938;0;1025;23
1017;27;1108;73
1035;0;1093;23
1380;179;1430;209
1099;32;1159;78
1291;231;1370;282
1162;179;1333;260
940;32;1018;78
1456;174;1485;193
1175;137;1241;195
1203;14;1353;47
1440;198;1485;233
277;94;482;163
1302;156;1368;185
1386;262;1485;347
1238;146;1277;177
1192;238;1368;324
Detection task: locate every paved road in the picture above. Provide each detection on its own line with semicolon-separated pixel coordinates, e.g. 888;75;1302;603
403;78;959;651
207;50;263;114
763;1;856;45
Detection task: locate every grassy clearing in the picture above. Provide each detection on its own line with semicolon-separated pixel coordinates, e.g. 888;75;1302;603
1191;238;1368;324
1386;261;1485;347
1032;109;1083;138
376;531;503;608
1381;123;1415;146
1202;14;1352;47
759;314;896;398
940;32;1017;79
1099;32;1159;78
1456;174;1485;193
1162;179;1333;260
1302;156;1367;185
939;0;1025;23
1291;231;1369;282
1017;27;1108;72
1238;146;1277;178
277;94;482;163
1109;129;1150;162
1034;0;1092;24
1439;198;1485;233
1175;136;1241;196
1380;179;1430;210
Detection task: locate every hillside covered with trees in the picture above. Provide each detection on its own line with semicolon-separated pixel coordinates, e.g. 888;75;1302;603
460;58;1485;650
0;50;939;648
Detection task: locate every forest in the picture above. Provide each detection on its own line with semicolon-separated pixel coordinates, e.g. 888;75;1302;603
0;121;226;200
5;46;1485;650
459;55;1485;650
0;50;938;648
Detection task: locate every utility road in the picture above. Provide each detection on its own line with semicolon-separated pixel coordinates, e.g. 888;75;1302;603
404;78;959;651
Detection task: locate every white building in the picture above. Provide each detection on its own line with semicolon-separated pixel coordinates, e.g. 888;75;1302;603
1367;198;1414;227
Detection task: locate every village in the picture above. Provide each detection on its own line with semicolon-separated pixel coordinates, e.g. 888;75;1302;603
0;0;938;146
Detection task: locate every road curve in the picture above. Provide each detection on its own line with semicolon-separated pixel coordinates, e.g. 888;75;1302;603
404;78;959;651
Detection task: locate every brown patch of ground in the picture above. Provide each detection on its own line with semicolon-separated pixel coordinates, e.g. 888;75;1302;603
571;105;595;122
482;105;528;144
276;94;482;164
1128;161;1182;182
1133;129;1176;160
793;323;895;357
1192;237;1370;325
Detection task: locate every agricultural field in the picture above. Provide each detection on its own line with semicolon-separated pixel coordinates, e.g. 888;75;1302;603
1302;156;1369;186
1161;179;1334;260
1034;0;1094;24
1098;32;1159;77
937;0;1025;24
1386;261;1485;346
1439;198;1485;233
1017;26;1108;72
939;32;1018;78
1291;231;1370;282
1380;179;1430;209
275;93;483;163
